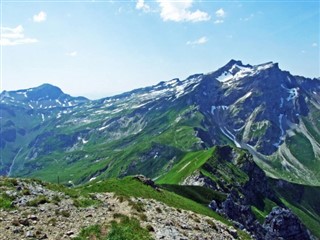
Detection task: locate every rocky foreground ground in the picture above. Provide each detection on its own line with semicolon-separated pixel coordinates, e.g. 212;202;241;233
0;177;239;240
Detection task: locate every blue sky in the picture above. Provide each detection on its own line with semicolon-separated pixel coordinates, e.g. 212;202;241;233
1;0;319;99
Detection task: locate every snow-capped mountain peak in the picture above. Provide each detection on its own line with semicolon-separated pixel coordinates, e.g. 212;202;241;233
214;61;278;84
0;84;88;109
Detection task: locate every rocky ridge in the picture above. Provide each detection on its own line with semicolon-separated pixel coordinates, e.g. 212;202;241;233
180;146;314;240
0;177;239;240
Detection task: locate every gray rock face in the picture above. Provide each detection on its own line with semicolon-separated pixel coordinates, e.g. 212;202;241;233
217;190;266;239
263;207;311;240
240;155;279;207
182;171;217;189
214;192;313;240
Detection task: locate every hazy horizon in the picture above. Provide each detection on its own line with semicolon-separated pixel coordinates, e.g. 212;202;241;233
1;0;319;99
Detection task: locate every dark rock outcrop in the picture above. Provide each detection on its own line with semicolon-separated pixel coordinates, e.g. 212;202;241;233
134;175;161;191
214;190;266;239
203;146;314;239
240;154;280;208
263;207;311;240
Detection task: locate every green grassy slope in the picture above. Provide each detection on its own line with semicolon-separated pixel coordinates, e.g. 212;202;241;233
80;176;228;224
160;184;227;206
156;148;214;184
12;103;205;185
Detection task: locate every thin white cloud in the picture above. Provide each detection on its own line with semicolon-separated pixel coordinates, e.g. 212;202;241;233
0;38;38;46
215;8;225;18
66;51;78;57
0;25;38;46
136;0;150;12
214;19;224;24
187;36;208;45
312;42;318;47
156;0;210;22
1;25;24;39
33;11;47;22
213;8;225;24
240;13;254;21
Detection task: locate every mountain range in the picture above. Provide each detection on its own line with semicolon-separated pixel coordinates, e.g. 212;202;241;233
1;60;319;185
1;60;320;239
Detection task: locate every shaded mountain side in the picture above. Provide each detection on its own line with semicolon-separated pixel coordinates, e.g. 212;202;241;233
156;145;319;239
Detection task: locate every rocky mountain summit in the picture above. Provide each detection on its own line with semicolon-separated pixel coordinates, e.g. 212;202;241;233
0;83;88;109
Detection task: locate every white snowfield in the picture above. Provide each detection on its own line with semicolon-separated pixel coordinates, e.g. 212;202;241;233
216;62;275;84
281;84;299;101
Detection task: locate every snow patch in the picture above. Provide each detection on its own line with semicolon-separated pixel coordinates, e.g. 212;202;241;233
287;88;299;101
256;62;274;71
235;91;252;104
175;85;187;98
247;143;256;150
211;105;228;115
174;76;201;98
216;63;273;84
216;71;233;82
131;102;148;109
17;91;27;98
281;84;299;101
220;127;241;148
110;108;122;114
233;68;254;81
98;125;109;131
153;152;159;159
273;114;285;147
279;114;285;136
164;78;179;87
95;110;108;115
234;125;245;132
243;91;252;99
77;137;89;144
